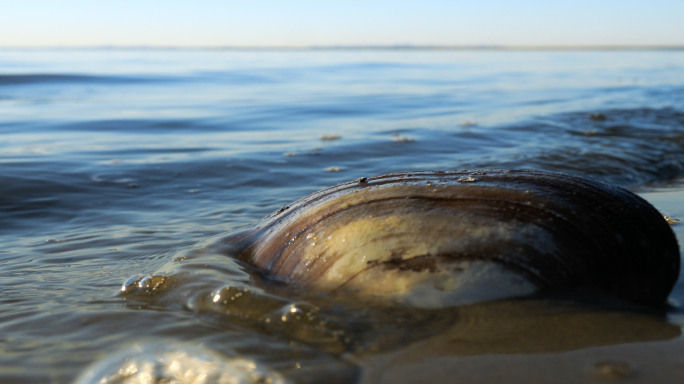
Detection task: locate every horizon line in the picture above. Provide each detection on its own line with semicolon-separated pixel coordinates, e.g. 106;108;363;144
1;44;684;51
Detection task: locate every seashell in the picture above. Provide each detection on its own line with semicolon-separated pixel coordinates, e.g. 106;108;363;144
225;170;679;308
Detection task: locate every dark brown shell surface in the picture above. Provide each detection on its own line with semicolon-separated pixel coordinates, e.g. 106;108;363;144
225;170;680;307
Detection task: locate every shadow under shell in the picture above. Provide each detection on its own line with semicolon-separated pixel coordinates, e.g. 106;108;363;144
222;170;680;308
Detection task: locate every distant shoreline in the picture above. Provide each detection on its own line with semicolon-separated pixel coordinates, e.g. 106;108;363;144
1;45;683;51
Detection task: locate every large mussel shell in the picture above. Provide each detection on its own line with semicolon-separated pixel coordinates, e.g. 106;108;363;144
225;170;679;307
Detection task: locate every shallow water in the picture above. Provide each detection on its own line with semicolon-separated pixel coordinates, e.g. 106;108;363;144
1;49;684;383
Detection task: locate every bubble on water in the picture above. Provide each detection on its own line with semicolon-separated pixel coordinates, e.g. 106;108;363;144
139;275;166;291
74;342;289;384
274;303;319;324
121;274;145;292
121;274;166;294
207;285;292;319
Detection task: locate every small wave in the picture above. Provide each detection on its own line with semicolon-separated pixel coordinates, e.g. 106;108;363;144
496;107;684;186
326;107;684;188
91;172;138;185
59;118;225;133
0;73;163;86
75;342;289;384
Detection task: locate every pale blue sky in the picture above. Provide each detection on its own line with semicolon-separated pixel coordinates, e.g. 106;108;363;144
1;0;682;47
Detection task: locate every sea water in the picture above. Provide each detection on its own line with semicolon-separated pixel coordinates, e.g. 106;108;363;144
1;49;684;383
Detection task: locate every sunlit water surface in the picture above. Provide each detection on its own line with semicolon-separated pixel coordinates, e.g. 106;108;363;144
1;49;684;383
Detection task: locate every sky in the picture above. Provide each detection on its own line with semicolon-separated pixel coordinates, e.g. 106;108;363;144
1;0;682;48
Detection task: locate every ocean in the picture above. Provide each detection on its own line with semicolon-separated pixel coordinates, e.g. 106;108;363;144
1;48;684;383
